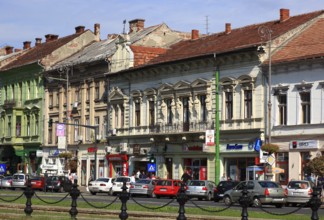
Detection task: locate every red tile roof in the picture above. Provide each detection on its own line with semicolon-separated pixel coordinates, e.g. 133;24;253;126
146;10;323;65
0;33;82;71
270;18;324;64
130;45;167;67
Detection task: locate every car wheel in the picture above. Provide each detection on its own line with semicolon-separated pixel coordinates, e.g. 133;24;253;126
275;204;283;208
90;191;96;195
198;198;203;201
285;203;290;207
253;197;261;207
206;193;212;201
223;196;232;206
156;195;160;199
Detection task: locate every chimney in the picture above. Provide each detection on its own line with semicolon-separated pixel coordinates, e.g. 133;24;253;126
129;19;145;33
45;34;58;42
35;38;42;46
23;41;31;49
75;25;85;34
94;23;100;41
225;23;231;34
5;46;13;55
191;29;199;40
280;8;290;22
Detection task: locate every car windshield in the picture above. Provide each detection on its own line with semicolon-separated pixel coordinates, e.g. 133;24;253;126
258;181;280;188
14;175;25;180
157;180;172;186
136;179;151;184
188;181;205;186
115;177;130;182
219;181;236;187
50;176;59;181
288;181;309;189
97;178;109;182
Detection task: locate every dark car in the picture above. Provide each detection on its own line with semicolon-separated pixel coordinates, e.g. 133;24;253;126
214;180;240;202
46;176;72;192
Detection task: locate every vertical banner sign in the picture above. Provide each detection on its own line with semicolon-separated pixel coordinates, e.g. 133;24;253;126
205;130;215;146
56;123;65;136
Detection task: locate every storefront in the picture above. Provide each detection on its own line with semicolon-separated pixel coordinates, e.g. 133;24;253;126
220;142;259;181
106;154;128;177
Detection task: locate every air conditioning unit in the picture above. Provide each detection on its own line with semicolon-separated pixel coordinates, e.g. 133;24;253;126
111;129;117;136
105;146;112;153
119;143;128;152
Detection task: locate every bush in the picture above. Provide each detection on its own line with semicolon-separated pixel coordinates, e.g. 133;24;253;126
58;152;73;159
261;143;279;154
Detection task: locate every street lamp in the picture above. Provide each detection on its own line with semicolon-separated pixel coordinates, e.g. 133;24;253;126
258;26;272;144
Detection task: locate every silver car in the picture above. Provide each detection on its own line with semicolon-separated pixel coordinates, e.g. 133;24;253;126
185;180;216;201
223;180;286;208
88;177;115;195
0;176;13;189
11;173;30;190
285;180;315;206
129;179;158;197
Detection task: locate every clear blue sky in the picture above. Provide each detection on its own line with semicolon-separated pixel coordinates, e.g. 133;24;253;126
0;0;323;49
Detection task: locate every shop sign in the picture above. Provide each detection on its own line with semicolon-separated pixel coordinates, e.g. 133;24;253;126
41;164;58;170
56;123;65;136
205;130;215;146
203;143;215;152
36;150;43;157
58;136;66;149
290;140;318;149
49;149;60;156
88;147;98;153
133;145;140;155
226;144;243;150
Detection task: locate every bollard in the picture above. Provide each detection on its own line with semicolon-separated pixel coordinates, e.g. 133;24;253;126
177;183;188;220
309;186;322;220
69;179;80;220
24;177;35;217
239;185;251;220
119;180;129;220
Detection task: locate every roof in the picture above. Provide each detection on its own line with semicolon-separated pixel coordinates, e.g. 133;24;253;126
270;18;324;64
54;24;163;67
145;10;323;66
0;32;83;71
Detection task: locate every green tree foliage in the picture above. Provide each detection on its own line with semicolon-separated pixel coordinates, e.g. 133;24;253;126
261;143;279;154
306;155;324;177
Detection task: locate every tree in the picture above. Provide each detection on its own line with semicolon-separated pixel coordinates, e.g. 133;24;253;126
261;143;279;154
306;155;324;178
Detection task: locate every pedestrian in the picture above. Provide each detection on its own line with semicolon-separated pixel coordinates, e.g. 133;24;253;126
181;169;192;184
136;169;141;179
130;171;136;183
220;173;226;181
72;172;78;184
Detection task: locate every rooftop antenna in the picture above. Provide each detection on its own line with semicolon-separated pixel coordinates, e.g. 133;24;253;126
205;16;209;35
123;20;126;34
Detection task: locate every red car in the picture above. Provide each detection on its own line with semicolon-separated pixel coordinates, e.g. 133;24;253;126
30;176;45;191
153;179;184;198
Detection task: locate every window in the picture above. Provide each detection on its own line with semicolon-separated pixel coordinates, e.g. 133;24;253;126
35;115;39;135
244;90;252;119
74;119;79;142
75;90;79;103
300;92;310;124
95;82;100;100
86;84;90;101
16;116;21;137
7;116;11;136
27;81;30;100
120;105;124;128
135;101;141;126
95;117;100;139
225;92;233;120
199;95;207;121
27;116;30;136
114;107;119;128
48;118;52;144
149;99;155;126
49;92;53;106
11;84;15;100
182;97;189;123
278;94;287;125
166;99;173;124
86;118;90;141
56;92;59;106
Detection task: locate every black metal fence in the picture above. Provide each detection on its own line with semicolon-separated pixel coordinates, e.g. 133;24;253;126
0;179;322;220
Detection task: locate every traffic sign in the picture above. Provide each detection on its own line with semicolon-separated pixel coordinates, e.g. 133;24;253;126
147;163;156;172
266;154;275;166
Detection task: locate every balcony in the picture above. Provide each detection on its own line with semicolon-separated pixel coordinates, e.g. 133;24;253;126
3;99;16;109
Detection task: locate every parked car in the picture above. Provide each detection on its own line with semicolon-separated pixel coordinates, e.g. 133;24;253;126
46;176;72;192
223;180;286;208
214;180;240;202
130;179;158;198
111;176;131;195
185;180;216;201
0;176;13;189
153;179;183;198
285;180;315;206
11;173;30;190
30;176;45;191
88;177;115;195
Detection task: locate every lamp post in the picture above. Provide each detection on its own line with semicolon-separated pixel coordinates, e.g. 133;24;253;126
258;26;272;144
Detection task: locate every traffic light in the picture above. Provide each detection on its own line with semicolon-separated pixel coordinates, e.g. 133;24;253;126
48;119;53;128
149;154;156;163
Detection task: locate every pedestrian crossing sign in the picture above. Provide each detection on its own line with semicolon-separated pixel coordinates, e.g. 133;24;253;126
147;163;156;172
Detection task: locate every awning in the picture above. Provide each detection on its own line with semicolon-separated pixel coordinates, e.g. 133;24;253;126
272;167;285;174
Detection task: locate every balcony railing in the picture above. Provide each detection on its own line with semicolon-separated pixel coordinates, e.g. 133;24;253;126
114;121;213;136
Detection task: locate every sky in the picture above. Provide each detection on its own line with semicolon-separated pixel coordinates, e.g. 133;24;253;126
0;0;323;49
